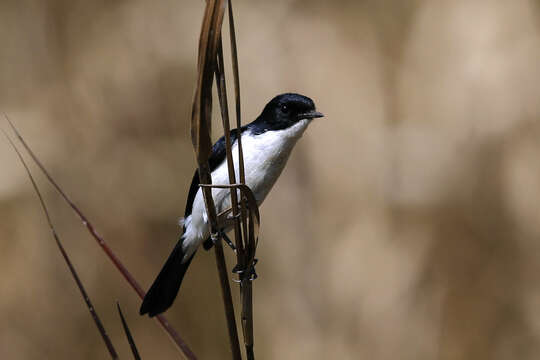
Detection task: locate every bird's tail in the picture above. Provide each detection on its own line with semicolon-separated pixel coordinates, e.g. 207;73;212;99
139;240;194;317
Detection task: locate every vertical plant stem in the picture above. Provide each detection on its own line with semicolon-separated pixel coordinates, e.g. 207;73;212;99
224;1;257;358
215;37;246;265
227;0;244;181
191;0;246;358
193;1;260;359
213;234;242;360
242;282;254;360
227;0;249;253
199;166;242;360
227;1;256;357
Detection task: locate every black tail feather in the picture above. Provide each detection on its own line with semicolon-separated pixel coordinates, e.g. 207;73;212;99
140;242;194;317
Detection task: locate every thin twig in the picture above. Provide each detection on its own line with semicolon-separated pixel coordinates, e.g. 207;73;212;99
117;302;142;360
3;130;118;359
5;116;196;360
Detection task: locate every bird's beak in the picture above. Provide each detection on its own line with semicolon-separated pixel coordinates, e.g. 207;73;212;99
298;110;324;120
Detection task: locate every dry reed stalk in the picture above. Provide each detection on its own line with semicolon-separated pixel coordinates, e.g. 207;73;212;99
225;2;258;358
5;118;196;359
192;0;259;359
117;302;142;360
3;131;119;359
191;0;243;359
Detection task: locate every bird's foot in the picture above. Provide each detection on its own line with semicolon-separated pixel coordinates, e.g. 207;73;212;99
220;231;236;252
232;258;258;281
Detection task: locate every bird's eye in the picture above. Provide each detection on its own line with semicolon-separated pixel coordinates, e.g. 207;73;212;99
281;104;289;113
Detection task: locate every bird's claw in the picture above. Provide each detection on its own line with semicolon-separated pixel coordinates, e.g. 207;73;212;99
232;258;258;281
217;231;236;252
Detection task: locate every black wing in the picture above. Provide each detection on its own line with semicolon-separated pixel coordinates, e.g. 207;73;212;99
184;128;245;218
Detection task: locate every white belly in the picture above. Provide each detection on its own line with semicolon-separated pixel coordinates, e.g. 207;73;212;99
181;119;310;259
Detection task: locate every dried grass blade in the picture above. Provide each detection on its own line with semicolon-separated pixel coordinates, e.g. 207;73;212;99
226;0;250;264
227;0;245;183
117;302;142;360
224;6;257;354
192;0;227;165
5;117;196;360
241;199;258;360
191;1;242;359
241;282;254;360
3;131;118;359
191;0;213;164
215;37;245;258
212;235;241;360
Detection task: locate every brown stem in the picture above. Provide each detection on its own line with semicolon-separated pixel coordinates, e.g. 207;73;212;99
213;235;242;360
4;131;119;359
5;118;197;359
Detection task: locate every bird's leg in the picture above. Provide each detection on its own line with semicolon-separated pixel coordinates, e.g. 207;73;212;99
220;230;236;252
232;258;258;281
248;258;258;280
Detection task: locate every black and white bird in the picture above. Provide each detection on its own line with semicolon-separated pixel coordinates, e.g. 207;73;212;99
140;93;323;317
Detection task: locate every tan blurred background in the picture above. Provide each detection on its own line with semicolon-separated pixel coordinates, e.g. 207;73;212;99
2;0;540;359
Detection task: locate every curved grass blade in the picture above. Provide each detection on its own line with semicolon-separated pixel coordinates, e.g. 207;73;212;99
192;1;243;359
117;302;142;360
3;130;119;359
5;117;197;360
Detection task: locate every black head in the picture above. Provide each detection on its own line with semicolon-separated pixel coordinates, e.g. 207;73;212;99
250;93;323;134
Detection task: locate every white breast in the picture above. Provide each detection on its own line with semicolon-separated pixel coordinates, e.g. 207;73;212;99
181;119;310;259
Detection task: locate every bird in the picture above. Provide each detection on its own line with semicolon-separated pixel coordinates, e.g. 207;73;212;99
140;93;323;317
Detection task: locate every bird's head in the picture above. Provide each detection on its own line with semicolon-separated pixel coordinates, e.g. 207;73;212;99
257;93;323;131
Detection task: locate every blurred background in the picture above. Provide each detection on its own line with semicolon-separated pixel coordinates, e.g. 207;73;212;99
1;0;540;359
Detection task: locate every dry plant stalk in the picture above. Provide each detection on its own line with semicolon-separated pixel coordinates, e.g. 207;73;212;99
117;302;142;360
5;119;196;359
191;0;259;359
224;3;258;358
191;0;242;359
3;131;119;359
